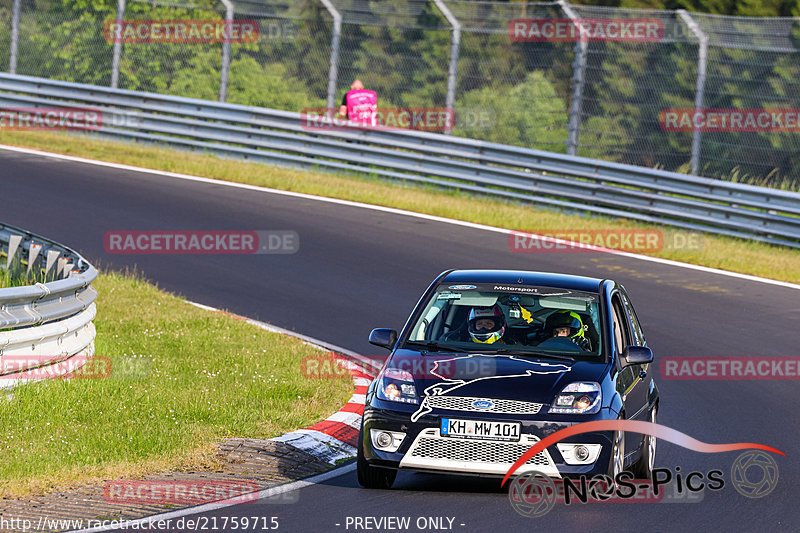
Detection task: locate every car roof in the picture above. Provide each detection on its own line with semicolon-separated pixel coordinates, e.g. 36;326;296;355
441;269;604;293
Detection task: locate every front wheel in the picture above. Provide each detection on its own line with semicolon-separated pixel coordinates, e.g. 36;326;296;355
357;432;397;489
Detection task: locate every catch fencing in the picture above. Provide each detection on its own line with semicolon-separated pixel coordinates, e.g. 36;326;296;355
0;0;798;185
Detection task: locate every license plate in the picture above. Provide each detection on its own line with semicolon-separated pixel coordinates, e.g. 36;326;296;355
440;418;521;442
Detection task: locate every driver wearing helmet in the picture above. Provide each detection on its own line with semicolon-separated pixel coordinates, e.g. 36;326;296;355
544;310;592;351
467;305;514;345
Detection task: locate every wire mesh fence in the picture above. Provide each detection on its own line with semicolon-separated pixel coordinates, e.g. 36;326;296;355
1;0;798;187
448;1;573;151
0;1;10;71
4;0;116;86
691;12;800;186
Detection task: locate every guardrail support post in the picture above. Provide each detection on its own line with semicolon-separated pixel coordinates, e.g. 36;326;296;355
432;0;461;134
26;243;41;278
45;249;60;281
219;0;235;102
677;10;708;176
6;235;21;270
9;0;21;74
319;0;342;115
559;0;587;156
110;0;126;88
57;257;68;279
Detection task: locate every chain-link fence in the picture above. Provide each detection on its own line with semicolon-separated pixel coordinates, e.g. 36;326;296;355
1;0;799;187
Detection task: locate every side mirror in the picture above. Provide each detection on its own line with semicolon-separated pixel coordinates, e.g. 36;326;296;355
622;346;653;367
369;328;398;350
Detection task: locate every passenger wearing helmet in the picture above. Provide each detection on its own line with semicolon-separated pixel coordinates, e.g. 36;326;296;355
467;305;512;344
543;310;591;351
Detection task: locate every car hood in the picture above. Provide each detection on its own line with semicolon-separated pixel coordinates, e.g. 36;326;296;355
390;349;606;405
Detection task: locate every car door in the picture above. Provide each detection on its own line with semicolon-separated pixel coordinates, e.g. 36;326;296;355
620;289;651;406
611;291;648;457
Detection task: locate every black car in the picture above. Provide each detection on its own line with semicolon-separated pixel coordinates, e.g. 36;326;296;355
357;269;659;489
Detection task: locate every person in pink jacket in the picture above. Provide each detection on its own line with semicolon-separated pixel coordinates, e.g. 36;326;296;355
338;79;377;126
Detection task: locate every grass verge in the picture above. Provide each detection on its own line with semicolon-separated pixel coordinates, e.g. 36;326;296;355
0;269;354;498
1;130;799;283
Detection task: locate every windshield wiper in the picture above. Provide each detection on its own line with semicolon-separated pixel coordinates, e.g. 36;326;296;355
404;341;469;353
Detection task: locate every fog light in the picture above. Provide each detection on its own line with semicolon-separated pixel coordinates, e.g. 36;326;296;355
376;431;393;448
556;443;602;465
369;429;406;452
574;445;590;462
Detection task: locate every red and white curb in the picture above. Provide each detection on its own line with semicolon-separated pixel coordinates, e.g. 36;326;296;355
273;362;372;464
187;301;378;465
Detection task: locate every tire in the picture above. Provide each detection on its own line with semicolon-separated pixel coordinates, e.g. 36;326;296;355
631;404;657;479
356;431;397;489
607;425;625;481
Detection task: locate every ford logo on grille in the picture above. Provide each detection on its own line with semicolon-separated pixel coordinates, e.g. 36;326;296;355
472;399;494;410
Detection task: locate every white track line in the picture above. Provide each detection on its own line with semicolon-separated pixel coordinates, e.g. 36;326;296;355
2;143;798;291
186;301;357;356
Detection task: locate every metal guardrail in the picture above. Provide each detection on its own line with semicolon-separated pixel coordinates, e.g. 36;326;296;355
0;221;97;382
1;73;800;248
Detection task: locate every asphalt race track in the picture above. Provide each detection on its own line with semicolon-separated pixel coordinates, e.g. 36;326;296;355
2;147;798;531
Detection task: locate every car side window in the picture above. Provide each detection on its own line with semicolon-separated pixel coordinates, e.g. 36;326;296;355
611;304;624;353
620;292;645;346
611;294;632;354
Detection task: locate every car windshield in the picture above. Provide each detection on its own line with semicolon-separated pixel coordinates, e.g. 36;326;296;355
405;283;603;359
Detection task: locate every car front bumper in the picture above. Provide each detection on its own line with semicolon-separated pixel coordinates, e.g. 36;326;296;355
361;404;620;479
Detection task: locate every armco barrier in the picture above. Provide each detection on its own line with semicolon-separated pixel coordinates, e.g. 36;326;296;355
1;73;800;248
0;221;97;385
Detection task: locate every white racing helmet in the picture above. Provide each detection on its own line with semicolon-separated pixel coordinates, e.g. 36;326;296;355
468;305;506;344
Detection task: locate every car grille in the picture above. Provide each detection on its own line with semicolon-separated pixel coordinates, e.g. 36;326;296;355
399;429;559;477
424;395;543;415
411;435;550;465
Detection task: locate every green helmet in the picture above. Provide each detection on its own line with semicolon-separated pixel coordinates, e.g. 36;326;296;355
546;310;585;339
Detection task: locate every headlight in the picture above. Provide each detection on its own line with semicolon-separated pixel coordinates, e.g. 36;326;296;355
549;382;601;414
376;368;419;404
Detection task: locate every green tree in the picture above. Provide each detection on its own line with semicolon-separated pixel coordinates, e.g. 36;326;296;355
224;57;314;110
454;70;568;151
